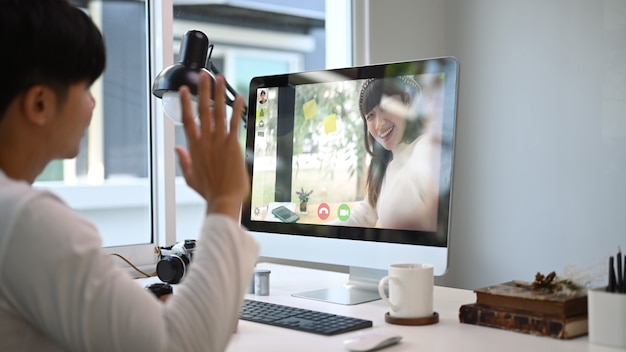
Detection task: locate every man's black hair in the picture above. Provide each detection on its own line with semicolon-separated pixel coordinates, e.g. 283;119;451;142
0;0;106;119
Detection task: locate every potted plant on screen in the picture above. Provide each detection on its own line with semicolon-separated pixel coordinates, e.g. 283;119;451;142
296;187;313;214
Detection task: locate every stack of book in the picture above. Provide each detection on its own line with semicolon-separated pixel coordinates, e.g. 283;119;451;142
459;281;588;339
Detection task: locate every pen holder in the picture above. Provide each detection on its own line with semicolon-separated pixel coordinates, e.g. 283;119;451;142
588;288;626;349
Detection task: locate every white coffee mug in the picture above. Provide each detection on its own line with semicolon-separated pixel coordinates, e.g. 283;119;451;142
378;263;434;318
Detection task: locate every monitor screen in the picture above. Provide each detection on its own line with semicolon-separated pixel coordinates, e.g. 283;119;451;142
241;57;459;304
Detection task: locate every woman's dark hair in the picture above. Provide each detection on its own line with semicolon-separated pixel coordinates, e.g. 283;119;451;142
358;77;423;208
0;0;106;119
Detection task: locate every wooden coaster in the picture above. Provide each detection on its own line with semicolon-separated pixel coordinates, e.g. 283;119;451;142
384;311;439;326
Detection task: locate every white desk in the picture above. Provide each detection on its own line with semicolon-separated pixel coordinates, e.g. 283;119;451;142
139;263;622;352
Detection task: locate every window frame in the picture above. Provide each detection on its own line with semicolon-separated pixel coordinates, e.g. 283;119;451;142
111;0;353;269
100;0;177;271
35;0;352;273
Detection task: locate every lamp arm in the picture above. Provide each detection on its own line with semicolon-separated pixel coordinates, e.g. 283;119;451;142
209;61;247;126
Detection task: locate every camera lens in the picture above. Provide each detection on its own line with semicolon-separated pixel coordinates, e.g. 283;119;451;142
156;255;188;284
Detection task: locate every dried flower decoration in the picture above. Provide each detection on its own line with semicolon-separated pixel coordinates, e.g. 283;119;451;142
513;271;583;295
531;271;583;292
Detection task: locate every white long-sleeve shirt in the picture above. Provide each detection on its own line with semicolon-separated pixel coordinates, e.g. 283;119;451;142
338;134;440;231
0;170;259;352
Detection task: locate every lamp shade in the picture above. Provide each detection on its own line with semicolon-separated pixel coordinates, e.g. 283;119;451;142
151;29;247;125
152;30;215;98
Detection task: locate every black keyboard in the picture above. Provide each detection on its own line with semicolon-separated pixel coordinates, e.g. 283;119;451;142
239;299;373;336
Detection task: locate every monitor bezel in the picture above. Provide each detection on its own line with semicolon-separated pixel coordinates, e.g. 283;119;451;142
241;57;459;274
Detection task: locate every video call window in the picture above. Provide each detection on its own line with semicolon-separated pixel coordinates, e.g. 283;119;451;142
248;72;448;235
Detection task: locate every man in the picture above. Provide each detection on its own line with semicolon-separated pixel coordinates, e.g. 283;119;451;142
0;1;259;351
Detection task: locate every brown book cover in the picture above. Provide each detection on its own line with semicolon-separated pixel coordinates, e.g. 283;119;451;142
459;303;588;339
474;281;587;317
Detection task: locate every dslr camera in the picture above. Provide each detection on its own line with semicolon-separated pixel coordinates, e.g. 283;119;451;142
156;239;196;284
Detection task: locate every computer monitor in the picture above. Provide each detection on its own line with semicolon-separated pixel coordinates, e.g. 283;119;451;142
241;57;459;305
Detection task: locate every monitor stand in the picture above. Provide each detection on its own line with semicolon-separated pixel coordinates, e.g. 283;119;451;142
292;266;386;305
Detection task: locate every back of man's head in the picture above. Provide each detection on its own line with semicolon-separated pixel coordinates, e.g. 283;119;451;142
0;0;106;119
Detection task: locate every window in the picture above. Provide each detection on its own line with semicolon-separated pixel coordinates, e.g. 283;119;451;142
32;0;351;270
35;0;153;250
171;0;352;242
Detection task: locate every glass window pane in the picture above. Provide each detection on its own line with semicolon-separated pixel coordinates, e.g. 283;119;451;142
33;0;152;248
27;1;351;252
171;1;351;242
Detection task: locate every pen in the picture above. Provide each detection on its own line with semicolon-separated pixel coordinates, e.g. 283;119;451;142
608;256;616;292
623;254;626;293
620;250;626;293
618;247;623;293
623;255;626;293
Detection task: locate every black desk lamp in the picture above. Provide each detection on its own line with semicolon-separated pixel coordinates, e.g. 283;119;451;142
152;30;247;126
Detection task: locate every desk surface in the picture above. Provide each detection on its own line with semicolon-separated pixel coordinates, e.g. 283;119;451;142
138;263;620;352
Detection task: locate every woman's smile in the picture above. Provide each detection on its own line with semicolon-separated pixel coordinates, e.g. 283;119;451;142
378;125;395;139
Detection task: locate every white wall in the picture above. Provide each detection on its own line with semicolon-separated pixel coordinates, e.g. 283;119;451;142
356;0;626;289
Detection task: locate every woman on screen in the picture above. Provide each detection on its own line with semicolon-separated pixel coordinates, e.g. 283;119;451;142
336;76;441;231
